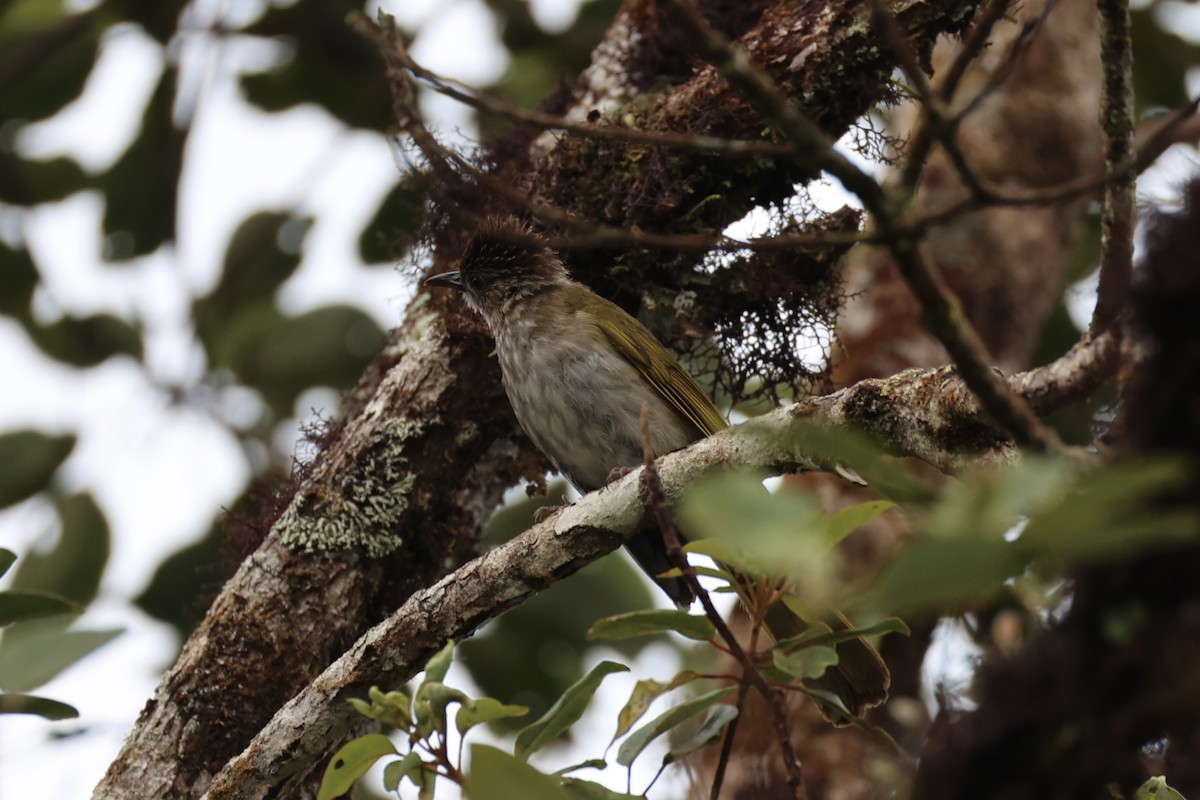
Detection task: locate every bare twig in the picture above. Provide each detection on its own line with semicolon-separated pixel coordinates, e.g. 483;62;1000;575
638;406;807;800
396;52;797;159
1092;0;1136;335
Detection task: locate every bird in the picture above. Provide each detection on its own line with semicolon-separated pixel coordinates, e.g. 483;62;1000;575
426;217;888;721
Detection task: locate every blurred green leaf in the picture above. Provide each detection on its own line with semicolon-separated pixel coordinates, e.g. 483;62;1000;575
0;591;79;626
824;500;894;548
0;690;78;720
414;682;467;739
239;0;392;130
0;4;102;124
780;423;939;504
587;610;716;643
351;686;413;730
515;660;628;760
202;304;383;416
134;524;226;640
98;70;182;258
468;744;574;800
772;645;838;680
195;213;310;332
0;550;15;579
1020;456;1197;560
615;686;735;767
27;312;144;367
775;617;910;653
561;777;644;800
13;492;110;606
317;733;397;800
679;472;833;593
868;538;1025;616
422;640;456;687
1131;7;1200;112
0;617;121;691
0;152;90;205
0;430;75;508
925;458;1077;542
383;751;426;793
359;179;423;263
663;703;738;764
456;696;529;737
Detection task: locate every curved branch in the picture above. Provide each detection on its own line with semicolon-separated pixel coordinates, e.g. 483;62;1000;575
202;347;1112;797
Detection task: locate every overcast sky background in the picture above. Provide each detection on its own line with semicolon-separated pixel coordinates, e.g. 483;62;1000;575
1;0;1198;796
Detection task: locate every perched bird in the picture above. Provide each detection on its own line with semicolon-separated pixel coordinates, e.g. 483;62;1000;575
427;217;888;720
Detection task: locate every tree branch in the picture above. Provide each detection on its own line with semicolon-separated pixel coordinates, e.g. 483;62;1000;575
201;344;1114;797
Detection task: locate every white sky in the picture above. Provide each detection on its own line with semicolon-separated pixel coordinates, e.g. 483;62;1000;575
1;0;1198;796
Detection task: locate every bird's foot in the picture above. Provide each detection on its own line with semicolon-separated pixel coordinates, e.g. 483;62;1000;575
605;466;637;485
533;501;570;523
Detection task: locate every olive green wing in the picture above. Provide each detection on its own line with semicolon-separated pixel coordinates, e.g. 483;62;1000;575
582;294;727;437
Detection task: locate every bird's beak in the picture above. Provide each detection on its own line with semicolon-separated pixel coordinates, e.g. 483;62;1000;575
425;270;464;291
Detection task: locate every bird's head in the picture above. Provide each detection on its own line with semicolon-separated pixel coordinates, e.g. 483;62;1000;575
425;218;569;324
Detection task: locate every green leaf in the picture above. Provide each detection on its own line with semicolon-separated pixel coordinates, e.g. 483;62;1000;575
416;682;468;737
0;619;121;691
775;617;911;653
0;691;78;720
515;661;629;760
317;733;397;800
868;538;1026;616
238;0;393;130
1021;457;1197;560
553;759;608;776
824;501;895;548
13;492;110;606
772;645;839;680
423;641;456;686
468;744;574;800
610;672;703;745
925;457;1078;542
414;643;459;737
678;473;834;591
1135;776;1187;800
615;686;736;767
363;686;413;729
383;751;426;792
779;423;939;504
587;610;716;643
98;71;181;258
663;704;739;763
0;431;75;509
561;778;645;799
26;313;144;368
359;179;423;262
456;697;529;736
0;591;80;626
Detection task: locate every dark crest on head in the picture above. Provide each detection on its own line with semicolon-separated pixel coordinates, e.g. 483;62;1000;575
458;217;563;296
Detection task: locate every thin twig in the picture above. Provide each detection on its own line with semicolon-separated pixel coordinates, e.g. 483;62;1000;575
939;0;1014;102
396;52;797;159
638;405;807;800
1092;0;1136;335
